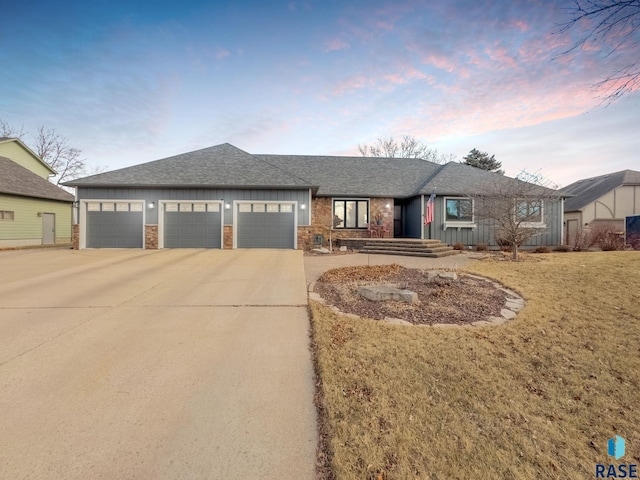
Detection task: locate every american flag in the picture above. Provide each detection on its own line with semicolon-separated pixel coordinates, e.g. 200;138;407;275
424;193;435;225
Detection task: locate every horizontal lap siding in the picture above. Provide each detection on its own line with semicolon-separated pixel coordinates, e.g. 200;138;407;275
0;194;72;245
77;188;311;225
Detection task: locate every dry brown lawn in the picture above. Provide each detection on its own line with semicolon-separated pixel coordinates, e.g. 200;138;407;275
310;251;640;479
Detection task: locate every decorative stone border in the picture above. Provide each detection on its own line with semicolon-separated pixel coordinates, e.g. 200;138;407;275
307;273;526;328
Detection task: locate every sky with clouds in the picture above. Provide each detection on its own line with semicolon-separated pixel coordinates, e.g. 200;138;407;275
1;0;638;187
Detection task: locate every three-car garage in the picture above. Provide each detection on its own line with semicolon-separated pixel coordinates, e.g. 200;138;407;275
70;143;312;251
79;198;300;250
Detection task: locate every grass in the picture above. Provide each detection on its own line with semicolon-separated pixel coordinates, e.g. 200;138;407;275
310;252;640;479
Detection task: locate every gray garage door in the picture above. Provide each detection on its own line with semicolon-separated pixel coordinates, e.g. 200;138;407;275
86;202;143;248
236;203;295;249
163;202;222;248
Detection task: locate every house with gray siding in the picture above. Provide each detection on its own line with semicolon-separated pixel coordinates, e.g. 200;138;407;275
65;143;564;250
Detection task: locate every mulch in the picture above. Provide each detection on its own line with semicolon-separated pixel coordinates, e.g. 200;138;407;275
314;264;507;325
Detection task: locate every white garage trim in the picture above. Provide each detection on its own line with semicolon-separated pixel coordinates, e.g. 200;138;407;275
79;199;146;249
232;200;298;249
158;200;224;249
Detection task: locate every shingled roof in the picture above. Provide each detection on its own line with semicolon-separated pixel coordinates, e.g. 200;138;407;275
257;154;441;197
0;157;74;202
66;142;561;198
560;169;640;212
65;143;313;189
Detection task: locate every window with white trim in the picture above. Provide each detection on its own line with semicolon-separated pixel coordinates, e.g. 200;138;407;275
333;199;369;229
516;199;544;225
445;198;473;222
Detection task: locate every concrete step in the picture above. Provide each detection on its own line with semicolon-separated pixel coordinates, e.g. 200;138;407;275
365;238;442;246
359;249;459;258
361;245;453;253
364;242;444;248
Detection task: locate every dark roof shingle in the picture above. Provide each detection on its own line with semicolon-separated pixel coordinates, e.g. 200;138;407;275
65;143;312;189
0;157;74;202
560;170;640;211
65;142;562;198
257;154;441;197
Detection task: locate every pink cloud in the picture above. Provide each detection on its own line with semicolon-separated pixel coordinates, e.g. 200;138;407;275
509;19;529;32
215;48;230;60
423;53;456;73
376;20;394;31
332;75;373;95
324;37;349;52
485;46;518;69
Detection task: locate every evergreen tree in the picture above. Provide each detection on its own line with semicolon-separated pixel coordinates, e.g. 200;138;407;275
462;148;503;173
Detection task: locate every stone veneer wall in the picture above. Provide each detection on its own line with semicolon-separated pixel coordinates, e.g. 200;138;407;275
72;224;79;250
145;225;158;249
309;197;395;248
297;226;313;250
223;226;233;249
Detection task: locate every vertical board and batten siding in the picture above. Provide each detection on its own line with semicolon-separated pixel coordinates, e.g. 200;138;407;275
423;196;563;246
0;194;72;246
0;142;52;179
77;188;311;225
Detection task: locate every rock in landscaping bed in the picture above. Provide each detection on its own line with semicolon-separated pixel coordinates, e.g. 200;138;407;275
314;264;509;326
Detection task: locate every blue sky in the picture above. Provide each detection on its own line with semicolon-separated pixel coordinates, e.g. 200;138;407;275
1;0;638;187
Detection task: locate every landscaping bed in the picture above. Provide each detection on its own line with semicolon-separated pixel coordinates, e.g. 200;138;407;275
314;264;507;325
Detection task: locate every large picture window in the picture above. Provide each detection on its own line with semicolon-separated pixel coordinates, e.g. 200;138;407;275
516;200;542;223
333;199;369;229
445;198;473;222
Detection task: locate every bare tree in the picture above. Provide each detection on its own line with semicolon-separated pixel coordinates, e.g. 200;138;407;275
0;119;25;139
358;135;454;164
514;168;559;190
0;119;92;186
33;127;86;186
559;0;640;102
473;171;559;260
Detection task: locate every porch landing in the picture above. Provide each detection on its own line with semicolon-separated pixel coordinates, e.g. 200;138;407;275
336;238;458;258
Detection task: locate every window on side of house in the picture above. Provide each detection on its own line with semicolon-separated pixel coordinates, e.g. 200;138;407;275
0;210;15;221
516;200;543;224
333;199;369;229
445;198;473;222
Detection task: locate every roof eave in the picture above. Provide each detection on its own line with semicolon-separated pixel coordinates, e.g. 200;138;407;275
68;182;315;190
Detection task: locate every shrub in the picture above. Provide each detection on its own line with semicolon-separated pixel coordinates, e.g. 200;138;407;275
571;227;594;251
554;245;571;252
452;242;464;250
589;223;625;251
533;246;551;254
476;243;488;252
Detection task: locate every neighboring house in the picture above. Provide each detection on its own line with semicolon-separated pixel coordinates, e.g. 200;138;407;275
0;137;74;247
65;143;564;250
560;170;640;244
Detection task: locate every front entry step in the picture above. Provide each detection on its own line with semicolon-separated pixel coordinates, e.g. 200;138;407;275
356;239;458;258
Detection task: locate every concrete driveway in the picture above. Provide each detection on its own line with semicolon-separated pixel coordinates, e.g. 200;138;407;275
0;249;316;480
